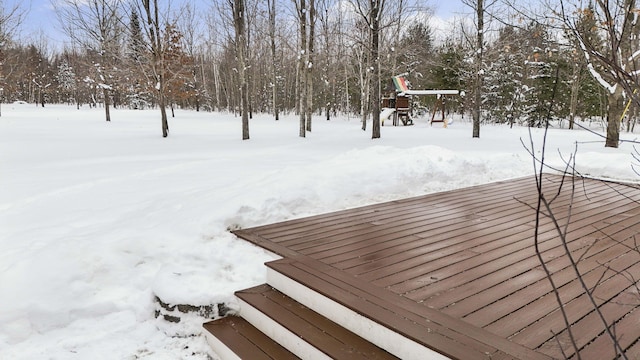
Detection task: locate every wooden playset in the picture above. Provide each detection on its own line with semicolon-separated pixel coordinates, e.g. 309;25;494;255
381;75;459;127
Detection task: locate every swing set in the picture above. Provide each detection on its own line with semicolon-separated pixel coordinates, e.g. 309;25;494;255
381;75;459;127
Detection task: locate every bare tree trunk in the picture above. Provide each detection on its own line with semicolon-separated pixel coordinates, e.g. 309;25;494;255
569;61;582;130
318;0;332;121
359;47;370;131
360;73;369;131
160;89;168;136
142;0;169;137
267;0;279;121
213;62;221;111
472;0;483;138
103;88;111;122
233;0;250;140
297;0;307;137
606;87;623;148
371;0;382;139
306;0;315;132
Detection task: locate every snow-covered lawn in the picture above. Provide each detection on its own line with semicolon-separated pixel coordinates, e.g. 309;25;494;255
0;104;637;359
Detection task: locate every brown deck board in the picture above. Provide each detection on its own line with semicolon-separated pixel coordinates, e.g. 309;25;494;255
441;236;631;318
316;202;536;262
387;199;640;299
507;257;640;348
481;246;640;339
536;289;640;359
253;178;536;249
336;187;623;281
233;174;640;359
287;186;541;253
578;301;640;360
203;316;299;359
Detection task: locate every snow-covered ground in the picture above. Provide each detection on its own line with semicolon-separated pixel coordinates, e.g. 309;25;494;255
0;104;638;359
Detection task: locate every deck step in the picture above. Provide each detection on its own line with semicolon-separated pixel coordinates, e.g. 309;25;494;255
236;283;399;360
203;316;299;360
265;259;451;360
266;257;552;360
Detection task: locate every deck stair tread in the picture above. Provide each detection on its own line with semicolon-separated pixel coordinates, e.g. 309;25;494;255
203;316;299;360
236;283;399;360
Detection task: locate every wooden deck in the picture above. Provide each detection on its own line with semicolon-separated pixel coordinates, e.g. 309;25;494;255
234;175;640;359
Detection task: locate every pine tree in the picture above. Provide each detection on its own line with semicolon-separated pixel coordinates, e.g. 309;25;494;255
398;21;434;88
56;60;77;104
431;41;465;115
128;10;146;64
521;23;558;127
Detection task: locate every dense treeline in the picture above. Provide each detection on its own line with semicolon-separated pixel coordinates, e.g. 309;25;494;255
0;0;615;128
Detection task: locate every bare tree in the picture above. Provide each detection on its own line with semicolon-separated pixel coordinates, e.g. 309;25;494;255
370;0;383;139
232;0;250;140
462;0;486;138
267;0;279;120
521;65;632;359
317;0;342;121
351;0;386;139
352;17;370;131
294;0;308;137
177;3;205;112
139;0;169;137
306;0;315;133
54;0;123;122
554;0;640;148
0;1;24;116
0;1;21;46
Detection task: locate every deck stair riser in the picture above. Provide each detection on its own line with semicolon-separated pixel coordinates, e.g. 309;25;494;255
203;331;241;360
266;263;449;360
236;296;332;360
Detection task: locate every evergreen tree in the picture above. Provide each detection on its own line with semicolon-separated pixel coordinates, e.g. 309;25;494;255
398;21;434;88
432;40;466;115
520;23;559;127
128;10;146;64
56;60;77;104
484;36;525;125
124;9;150;109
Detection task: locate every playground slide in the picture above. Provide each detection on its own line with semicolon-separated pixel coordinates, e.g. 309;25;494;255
380;107;395;125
